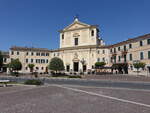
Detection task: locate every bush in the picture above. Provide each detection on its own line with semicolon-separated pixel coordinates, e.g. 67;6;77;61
52;73;67;77
24;79;43;85
68;75;82;78
11;72;19;77
95;62;106;68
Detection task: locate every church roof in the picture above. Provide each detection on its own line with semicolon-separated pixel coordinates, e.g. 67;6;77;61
59;18;98;32
10;46;52;52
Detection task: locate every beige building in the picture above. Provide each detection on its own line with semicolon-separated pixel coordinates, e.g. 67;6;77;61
9;47;52;73
3;18;150;75
109;34;150;75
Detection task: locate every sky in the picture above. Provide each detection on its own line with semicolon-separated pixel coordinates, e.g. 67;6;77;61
0;0;150;51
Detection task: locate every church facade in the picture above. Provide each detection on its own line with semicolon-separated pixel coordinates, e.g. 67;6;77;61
4;18;150;75
57;17;109;72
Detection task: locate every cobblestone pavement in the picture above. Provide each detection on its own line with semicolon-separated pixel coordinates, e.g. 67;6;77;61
0;85;150;113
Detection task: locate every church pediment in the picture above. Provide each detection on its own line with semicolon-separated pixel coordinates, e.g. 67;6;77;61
62;18;91;31
64;22;89;30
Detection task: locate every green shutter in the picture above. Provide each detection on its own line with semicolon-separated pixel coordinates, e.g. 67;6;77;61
129;54;132;61
147;39;150;45
140;52;144;60
148;51;150;59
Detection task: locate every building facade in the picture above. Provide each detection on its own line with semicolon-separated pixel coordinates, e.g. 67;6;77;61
109;34;150;75
2;18;150;75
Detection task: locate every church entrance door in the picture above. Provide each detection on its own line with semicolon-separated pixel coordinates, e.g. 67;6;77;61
74;62;79;72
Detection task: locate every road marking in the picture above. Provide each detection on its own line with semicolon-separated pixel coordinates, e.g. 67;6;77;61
55;85;150;108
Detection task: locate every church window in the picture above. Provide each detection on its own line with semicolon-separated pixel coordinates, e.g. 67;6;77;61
91;30;94;36
62;34;64;40
75;38;78;45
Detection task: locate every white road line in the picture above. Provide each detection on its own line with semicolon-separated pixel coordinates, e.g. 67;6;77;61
55;85;150;108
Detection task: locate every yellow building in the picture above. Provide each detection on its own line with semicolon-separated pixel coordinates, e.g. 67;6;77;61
109;34;150;75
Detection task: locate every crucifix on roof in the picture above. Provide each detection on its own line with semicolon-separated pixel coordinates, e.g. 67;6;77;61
74;14;79;22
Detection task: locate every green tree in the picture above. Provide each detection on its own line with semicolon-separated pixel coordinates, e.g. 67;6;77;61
8;59;22;76
133;62;146;75
28;64;35;72
0;51;3;71
49;57;64;73
95;62;106;68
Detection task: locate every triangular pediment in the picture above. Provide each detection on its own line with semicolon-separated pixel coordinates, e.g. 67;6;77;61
63;21;90;31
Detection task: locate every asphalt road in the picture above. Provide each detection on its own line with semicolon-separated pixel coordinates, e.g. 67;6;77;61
0;85;150;113
1;76;150;90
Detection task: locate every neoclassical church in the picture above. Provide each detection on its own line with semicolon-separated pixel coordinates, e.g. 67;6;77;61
57;17;109;72
4;17;150;75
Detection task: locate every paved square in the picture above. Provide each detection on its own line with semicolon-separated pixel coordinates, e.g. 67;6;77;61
0;85;150;113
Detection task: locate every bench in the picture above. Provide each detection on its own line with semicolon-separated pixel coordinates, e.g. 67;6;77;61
0;80;10;87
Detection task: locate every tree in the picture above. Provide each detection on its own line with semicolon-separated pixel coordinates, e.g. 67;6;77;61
8;59;22;76
0;51;3;71
28;64;35;72
48;57;64;73
133;62;146;75
95;62;106;68
112;63;128;74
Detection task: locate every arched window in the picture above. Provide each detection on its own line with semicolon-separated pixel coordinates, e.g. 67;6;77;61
91;30;94;36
